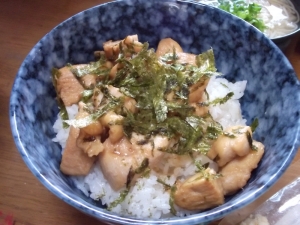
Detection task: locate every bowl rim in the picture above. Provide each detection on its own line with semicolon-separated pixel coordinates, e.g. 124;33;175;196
9;0;300;224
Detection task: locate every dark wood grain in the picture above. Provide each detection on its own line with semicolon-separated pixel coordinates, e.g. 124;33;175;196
0;1;299;225
0;1;111;224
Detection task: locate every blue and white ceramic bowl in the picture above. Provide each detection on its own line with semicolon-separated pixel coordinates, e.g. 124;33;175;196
9;0;300;224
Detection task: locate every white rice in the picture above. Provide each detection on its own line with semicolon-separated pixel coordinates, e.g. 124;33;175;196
52;76;247;218
206;76;247;129
52;104;78;150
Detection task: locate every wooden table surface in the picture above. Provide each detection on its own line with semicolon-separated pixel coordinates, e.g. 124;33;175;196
0;1;299;225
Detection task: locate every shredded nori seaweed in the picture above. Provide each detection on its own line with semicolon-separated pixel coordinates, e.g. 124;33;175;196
62;42;224;155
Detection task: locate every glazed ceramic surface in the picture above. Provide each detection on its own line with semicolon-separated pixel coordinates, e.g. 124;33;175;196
9;0;300;224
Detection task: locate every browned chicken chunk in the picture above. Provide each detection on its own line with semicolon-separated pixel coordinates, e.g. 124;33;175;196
99;132;189;191
220;141;264;195
103;34;143;60
189;79;210;103
60;126;96;175
98;137;135;191
100;110;124;144
130;133;194;176
177;52;197;66
156;39;197;66
103;38;123;60
174;168;224;211
56;66;84;106
156;38;183;57
76;131;104;157
81;74;96;89
208;126;253;167
76;101;104;136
